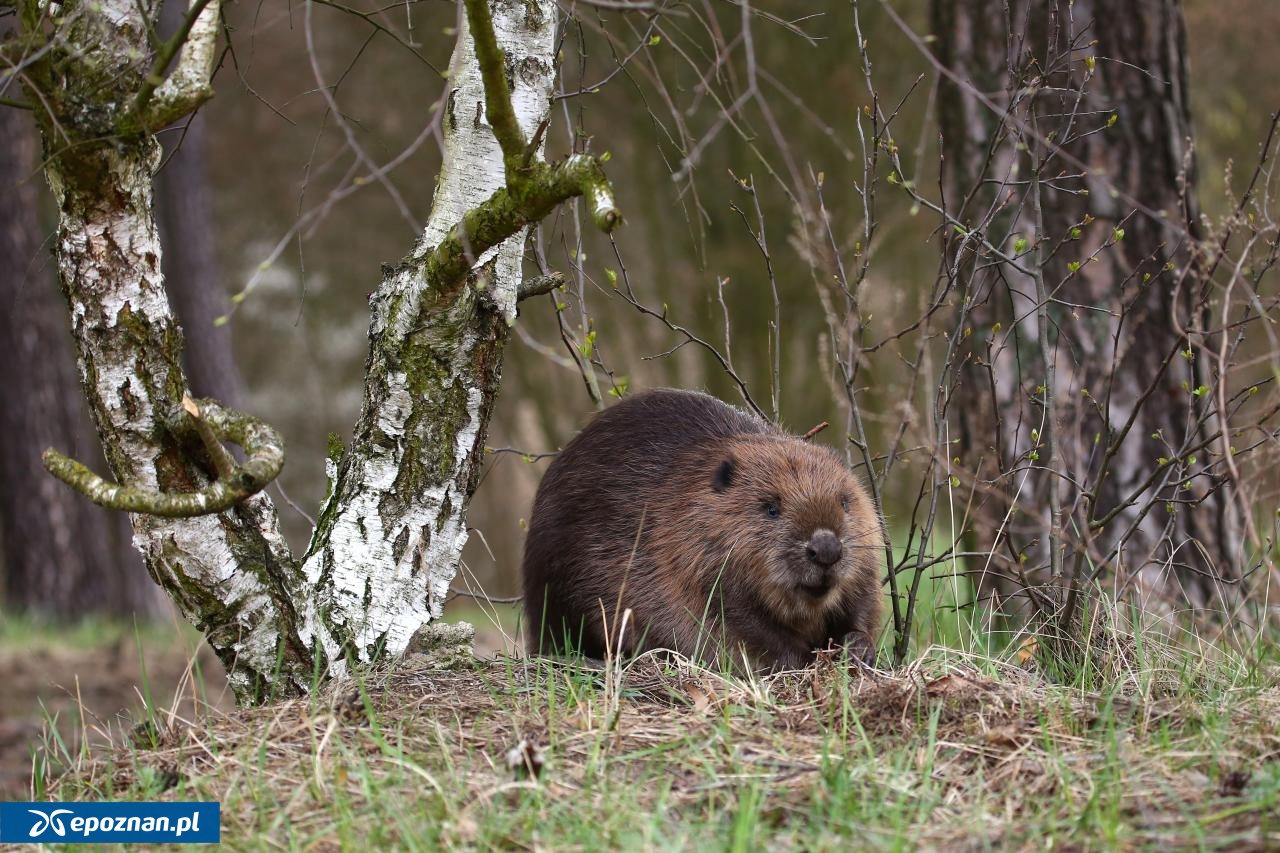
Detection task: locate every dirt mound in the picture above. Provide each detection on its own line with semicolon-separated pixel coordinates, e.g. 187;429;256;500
40;649;1280;850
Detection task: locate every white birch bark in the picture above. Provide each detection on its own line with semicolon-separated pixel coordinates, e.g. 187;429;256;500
27;0;309;703
300;0;558;671
25;0;597;700
53;148;299;700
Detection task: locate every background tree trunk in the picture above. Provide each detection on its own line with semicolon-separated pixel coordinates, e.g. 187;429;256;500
156;115;243;407
0;106;162;619
934;0;1245;621
155;0;242;407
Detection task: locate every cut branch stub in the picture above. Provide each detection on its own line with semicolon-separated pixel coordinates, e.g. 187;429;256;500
43;397;284;518
183;394;237;477
480;271;564;313
516;271;566;302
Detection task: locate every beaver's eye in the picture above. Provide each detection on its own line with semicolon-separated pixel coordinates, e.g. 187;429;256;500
762;499;781;518
840;495;851;512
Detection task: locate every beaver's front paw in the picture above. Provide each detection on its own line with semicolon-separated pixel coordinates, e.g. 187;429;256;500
841;631;877;670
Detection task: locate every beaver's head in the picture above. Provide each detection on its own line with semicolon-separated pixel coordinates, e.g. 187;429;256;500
696;435;883;630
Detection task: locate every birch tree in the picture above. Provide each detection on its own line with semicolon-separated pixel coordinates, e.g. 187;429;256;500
3;0;616;703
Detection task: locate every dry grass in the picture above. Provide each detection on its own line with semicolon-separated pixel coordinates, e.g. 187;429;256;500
39;630;1280;852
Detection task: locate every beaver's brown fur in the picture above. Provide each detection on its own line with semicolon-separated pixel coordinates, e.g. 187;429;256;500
521;389;884;670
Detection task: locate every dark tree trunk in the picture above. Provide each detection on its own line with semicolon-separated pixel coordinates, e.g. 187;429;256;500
0;108;163;618
933;0;1244;621
155;0;242;406
156;114;242;406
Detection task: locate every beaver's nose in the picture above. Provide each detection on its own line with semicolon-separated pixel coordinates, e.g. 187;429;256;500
805;529;843;567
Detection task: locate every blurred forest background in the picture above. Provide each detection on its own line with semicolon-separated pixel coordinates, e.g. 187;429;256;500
2;0;1278;620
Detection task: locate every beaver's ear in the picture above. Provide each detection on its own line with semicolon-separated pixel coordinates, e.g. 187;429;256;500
712;457;736;492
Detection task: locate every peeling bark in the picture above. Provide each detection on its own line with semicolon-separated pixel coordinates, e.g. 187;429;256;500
300;0;559;669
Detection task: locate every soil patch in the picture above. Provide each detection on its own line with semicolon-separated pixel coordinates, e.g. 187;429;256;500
0;626;230;798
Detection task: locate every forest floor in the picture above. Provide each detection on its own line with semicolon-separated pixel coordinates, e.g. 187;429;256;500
0;614;232;800
5;609;1280;850
0;602;512;802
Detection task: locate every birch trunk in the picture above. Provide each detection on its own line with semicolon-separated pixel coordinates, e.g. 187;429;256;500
933;0;1246;622
13;0;611;701
300;1;558;669
18;0;311;701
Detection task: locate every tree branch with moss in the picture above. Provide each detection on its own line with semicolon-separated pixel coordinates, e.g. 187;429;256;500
43;397;284;517
298;0;620;673
124;0;220;134
426;154;619;295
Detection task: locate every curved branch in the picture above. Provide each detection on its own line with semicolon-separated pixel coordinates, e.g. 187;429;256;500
425;154;620;293
126;0;221;133
43;398;284;518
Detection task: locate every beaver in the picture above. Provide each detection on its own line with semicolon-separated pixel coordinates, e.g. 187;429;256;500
520;388;884;670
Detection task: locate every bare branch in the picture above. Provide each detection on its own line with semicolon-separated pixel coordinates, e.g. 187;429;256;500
130;0;220;131
517;271;566;302
801;422;830;441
